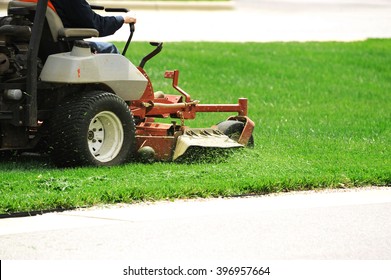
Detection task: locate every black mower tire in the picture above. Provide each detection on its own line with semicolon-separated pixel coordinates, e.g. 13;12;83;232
49;91;136;167
217;120;254;148
0;150;16;161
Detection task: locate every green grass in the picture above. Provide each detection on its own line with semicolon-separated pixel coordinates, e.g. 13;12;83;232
1;39;390;214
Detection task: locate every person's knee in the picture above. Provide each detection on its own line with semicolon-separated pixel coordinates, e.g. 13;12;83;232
88;42;119;54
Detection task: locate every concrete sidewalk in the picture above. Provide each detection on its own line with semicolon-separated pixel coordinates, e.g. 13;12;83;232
1;187;391;260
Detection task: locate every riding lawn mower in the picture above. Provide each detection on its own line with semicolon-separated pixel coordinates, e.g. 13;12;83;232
0;0;254;167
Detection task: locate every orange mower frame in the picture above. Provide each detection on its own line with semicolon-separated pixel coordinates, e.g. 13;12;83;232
132;68;255;161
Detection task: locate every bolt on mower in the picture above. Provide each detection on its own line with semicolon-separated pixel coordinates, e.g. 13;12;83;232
0;0;255;167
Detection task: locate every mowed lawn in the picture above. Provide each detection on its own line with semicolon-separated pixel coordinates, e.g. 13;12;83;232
0;39;390;214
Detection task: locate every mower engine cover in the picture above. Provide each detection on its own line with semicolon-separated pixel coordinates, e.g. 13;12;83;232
39;41;148;101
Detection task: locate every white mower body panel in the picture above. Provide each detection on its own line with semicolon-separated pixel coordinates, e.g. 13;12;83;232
40;45;148;101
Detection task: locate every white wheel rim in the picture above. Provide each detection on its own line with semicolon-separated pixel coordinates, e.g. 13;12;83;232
87;111;124;163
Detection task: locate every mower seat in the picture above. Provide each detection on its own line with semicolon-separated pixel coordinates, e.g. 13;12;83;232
8;1;99;42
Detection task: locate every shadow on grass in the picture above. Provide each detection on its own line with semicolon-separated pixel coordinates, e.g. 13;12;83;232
0;207;76;219
0;147;244;170
0;151;54;170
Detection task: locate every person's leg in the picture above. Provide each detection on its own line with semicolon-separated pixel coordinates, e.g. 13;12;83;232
88;41;119;54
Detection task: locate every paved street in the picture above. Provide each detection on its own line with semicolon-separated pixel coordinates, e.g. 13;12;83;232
1;1;391;42
96;0;391;42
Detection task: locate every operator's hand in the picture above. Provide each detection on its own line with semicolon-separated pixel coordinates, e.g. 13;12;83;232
122;12;137;24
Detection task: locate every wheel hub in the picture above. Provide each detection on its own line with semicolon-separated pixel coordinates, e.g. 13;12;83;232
87;111;124;162
87;130;95;141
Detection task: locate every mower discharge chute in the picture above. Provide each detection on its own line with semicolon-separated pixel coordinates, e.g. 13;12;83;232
0;0;254;166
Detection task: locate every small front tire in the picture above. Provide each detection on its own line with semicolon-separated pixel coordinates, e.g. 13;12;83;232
217;120;254;147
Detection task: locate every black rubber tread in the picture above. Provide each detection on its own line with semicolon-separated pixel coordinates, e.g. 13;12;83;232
0;150;16;161
217;120;254;148
49;91;136;167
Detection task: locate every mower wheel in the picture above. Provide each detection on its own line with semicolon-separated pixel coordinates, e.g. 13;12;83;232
49;91;136;167
217;120;254;147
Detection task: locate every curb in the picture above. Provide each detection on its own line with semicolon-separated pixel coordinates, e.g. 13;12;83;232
0;1;235;11
90;1;234;11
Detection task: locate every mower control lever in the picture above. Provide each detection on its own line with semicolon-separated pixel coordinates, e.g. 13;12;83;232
94;7;135;56
139;42;163;69
88;6;134;56
122;22;135;56
90;5;104;10
94;7;134;56
105;8;129;13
